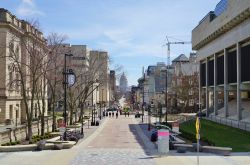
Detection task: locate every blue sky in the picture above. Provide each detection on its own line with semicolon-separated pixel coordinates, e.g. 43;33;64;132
0;0;219;85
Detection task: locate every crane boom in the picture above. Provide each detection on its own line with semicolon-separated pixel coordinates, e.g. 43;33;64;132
165;36;191;66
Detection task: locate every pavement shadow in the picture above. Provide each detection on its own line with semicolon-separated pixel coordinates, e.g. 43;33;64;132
128;123;157;156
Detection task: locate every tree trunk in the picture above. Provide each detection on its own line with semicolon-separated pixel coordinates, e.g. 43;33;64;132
69;104;73;125
52;97;56;132
41;114;45;136
27;121;33;142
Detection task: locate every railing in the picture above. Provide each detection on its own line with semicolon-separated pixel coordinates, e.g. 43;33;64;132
207;115;250;131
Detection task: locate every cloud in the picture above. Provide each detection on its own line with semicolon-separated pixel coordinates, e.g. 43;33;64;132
16;0;44;17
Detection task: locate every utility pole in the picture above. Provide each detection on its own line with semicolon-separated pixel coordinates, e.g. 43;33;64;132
63;53;73;140
165;68;168;125
142;67;145;123
91;85;94;125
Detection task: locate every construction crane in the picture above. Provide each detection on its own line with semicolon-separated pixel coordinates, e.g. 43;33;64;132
165;36;191;66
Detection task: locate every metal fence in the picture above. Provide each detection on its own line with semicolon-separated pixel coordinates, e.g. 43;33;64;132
207;115;250;131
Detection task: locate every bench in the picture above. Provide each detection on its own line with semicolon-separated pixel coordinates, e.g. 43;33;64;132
202;146;232;156
174;144;194;152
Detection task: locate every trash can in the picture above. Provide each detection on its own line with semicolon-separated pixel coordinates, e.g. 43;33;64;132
157;129;169;154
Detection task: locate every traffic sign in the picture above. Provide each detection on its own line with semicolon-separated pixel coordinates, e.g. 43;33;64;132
195;117;200;133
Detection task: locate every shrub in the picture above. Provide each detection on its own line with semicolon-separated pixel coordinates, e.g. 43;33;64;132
29;141;33;144
6;142;11;146
1;143;6;146
16;141;20;144
11;142;17;145
36;138;41;142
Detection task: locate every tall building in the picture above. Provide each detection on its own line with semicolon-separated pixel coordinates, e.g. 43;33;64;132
192;0;250;127
109;70;116;103
89;50;110;106
119;72;128;94
0;8;48;125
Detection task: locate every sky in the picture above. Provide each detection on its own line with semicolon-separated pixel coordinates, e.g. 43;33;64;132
0;0;219;85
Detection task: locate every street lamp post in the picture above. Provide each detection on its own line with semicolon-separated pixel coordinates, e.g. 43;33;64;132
142;73;145;123
63;53;73;140
165;68;168;125
100;88;104;120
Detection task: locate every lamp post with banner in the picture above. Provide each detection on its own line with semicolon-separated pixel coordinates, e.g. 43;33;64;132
63;54;79;140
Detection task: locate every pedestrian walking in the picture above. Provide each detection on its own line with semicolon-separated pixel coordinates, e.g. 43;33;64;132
128;111;130;117
112;111;114;117
109;112;111;117
125;112;127;117
116;111;118;118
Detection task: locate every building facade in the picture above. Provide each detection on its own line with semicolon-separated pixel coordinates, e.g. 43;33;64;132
171;53;199;113
0;8;48;125
89;50;110;107
192;0;250;124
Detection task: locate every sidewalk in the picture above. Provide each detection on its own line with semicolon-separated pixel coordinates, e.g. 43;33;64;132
133;113;250;165
0;116;109;165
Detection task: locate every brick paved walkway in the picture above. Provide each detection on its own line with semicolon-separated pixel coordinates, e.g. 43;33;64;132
70;115;156;165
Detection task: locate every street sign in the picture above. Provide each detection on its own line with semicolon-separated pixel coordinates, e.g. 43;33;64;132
195;117;201;134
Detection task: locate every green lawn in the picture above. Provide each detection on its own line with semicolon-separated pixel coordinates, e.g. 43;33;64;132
180;119;250;152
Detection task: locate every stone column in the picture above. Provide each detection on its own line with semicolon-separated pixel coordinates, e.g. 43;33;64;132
237;43;242;120
214;54;218;115
206;58;209;117
224;49;229;117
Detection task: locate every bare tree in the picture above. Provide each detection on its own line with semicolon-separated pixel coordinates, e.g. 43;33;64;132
0;20;49;142
46;33;67;132
172;64;199;113
67;52;110;125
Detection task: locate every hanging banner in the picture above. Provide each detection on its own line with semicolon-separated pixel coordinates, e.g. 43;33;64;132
67;70;76;87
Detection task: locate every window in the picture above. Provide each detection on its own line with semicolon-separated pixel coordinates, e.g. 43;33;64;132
189;79;193;85
9;105;13;119
189;99;194;106
15;46;20;61
9;42;14;57
218;99;223;104
16;104;19;118
189;89;194;95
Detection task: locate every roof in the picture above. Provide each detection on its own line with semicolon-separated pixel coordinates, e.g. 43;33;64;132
172;54;189;62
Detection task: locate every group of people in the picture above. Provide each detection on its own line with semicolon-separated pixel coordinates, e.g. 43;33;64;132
107;111;119;118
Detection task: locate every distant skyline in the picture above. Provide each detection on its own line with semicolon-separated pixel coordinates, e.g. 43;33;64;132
0;0;220;85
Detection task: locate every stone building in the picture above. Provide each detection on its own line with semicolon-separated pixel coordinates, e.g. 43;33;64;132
89;50;110;107
119;72;128;94
192;0;250;127
0;8;48;125
171;53;199;113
